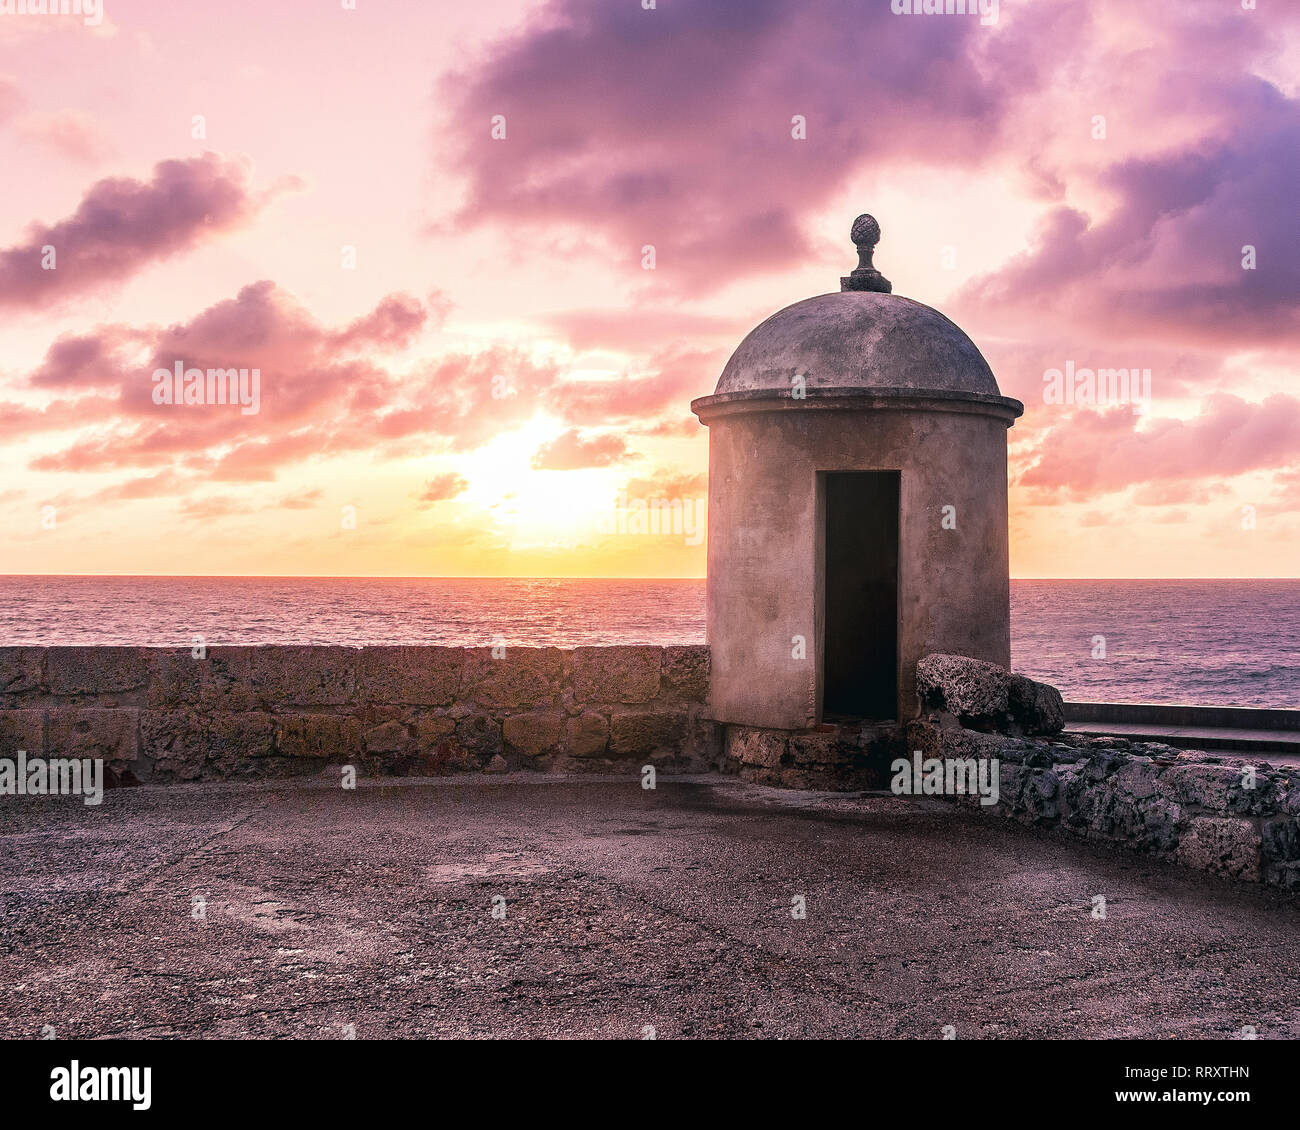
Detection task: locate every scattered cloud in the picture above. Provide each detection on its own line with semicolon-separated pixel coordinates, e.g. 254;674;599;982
0;153;296;309
621;467;707;499
1017;395;1300;501
531;428;633;470
415;473;469;504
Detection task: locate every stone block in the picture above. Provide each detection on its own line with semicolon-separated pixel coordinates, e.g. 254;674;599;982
0;647;45;696
140;710;207;778
679;712;723;768
1261;817;1300;864
362;719;413;756
455;714;503;761
1175;816;1261;881
461;648;563;708
1224;770;1283;816
662;645;710;701
1008;672;1065;735
728;727;786;769
779;767;826;790
1285;784;1300;817
1111;758;1162;801
610;708;687;757
252;646;354;706
502;711;564;757
903;719;944;760
565;712;609;758
275;714;361;758
147;649;203;707
1159;764;1237;811
916;653;1011;725
354;647;463;705
787;731;839;766
0;709;44;757
412;715;456;748
571;646;661;704
47;647;148;696
1138;798;1184;853
207;712;275;763
199;648;258;711
392;715;478;774
49;708;138;763
1081;749;1126;782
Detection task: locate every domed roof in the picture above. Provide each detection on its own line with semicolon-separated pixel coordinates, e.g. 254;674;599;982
693;214;1019;421
714;289;1000;397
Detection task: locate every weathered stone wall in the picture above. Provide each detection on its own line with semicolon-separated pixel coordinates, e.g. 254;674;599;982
701;405;1016;730
0;645;718;784
724;650;1300;890
907;722;1300;890
907;654;1300;891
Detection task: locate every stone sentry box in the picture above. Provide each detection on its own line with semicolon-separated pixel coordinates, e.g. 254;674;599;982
691;215;1023;730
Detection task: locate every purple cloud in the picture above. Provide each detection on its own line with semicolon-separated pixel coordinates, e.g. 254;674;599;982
0;154;286;309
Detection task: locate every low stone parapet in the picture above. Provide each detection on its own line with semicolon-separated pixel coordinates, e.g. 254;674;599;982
0;645;719;783
910;652;1300;890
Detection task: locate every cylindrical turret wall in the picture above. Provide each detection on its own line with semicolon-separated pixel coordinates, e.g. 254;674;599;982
700;394;1017;730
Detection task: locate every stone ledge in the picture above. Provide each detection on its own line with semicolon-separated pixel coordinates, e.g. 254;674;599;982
354;646;462;706
0;645;718;784
48;647;150;697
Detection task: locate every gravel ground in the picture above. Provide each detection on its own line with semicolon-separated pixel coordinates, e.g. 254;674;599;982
1;774;1297;1039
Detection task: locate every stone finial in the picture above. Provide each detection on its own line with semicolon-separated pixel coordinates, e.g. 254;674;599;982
841;213;892;293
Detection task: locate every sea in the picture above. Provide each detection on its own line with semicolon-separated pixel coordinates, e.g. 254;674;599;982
0;576;1296;708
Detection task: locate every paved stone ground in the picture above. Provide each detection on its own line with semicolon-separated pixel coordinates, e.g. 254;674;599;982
2;775;1298;1039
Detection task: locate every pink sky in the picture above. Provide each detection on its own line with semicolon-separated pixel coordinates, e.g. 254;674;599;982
1;0;1297;578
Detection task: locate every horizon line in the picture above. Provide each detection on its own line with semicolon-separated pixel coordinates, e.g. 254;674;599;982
1;574;1298;582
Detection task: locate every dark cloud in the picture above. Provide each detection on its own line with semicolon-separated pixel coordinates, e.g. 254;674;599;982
21;281;431;478
440;0;1014;291
333;294;429;352
958;79;1300;349
0;153;288;309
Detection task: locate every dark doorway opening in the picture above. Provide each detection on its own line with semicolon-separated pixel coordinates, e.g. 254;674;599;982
822;471;899;721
